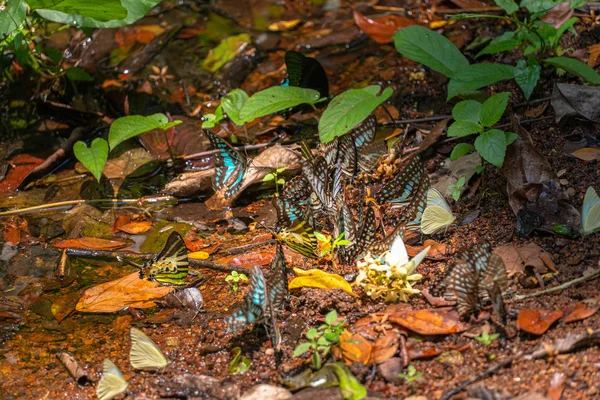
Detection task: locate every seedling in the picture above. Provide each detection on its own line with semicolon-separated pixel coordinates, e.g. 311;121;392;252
293;310;345;370
262;167;287;195
398;365;423;383
475;331;499;346
228;347;251;374
447;177;466;201
225;271;248;293
315;231;352;258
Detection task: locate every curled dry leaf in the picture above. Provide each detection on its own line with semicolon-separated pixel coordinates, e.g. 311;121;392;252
289;268;357;297
570;147;600;161
370;331;399;364
215;250;275;268
493;243;556;277
53;237;128;251
76;272;174;313
118;221;153;235
541;2;573;29
407;240;447;260
517;308;563;335
563;299;599;323
388;308;469;335
336;330;372;364
353;10;418;44
552;83;600;123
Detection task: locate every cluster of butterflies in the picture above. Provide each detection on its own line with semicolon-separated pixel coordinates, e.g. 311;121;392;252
431;242;509;323
97;327;170;400
225;243;288;349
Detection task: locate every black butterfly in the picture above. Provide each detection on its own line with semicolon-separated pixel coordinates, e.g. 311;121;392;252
340;206;379;263
205;130;247;200
283;51;329;99
375;155;424;204
273;197;318;259
282;175;311;204
139;231;189;286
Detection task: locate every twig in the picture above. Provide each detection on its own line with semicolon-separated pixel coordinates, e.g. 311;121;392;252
182;137;279;161
436;6;504;14
514;269;600;300
524;329;600;360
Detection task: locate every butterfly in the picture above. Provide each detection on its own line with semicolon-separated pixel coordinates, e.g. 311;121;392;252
283;51;329;99
343;206;379;262
375;155;423;204
96;359;128;400
273;197;318;259
268;243;288;311
226;266;282;350
139;231;189;286
282;175;311;204
205;130;247;199
129;327;170;370
582;186;600;236
420;188;456;235
437;242;509;323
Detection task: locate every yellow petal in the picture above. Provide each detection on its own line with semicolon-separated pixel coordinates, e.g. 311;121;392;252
188;251;209;260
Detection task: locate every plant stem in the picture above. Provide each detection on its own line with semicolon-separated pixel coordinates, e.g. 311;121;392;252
514;269;600;300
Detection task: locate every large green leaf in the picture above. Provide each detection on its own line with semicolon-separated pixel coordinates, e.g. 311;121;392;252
66;66;93;82
27;0;127;22
319;86;392;143
447;63;515;100
544;57;600;85
514;59;541;100
479;92;510;127
393;26;469;79
33;0;161;28
474;128;507;167
73;138;109;181
221;89;249;125
0;0;27;38
202;34;252;73
239;86;322;123
108;114;182;150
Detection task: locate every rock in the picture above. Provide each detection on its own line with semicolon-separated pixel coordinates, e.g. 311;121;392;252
241;384;292;400
377;357;403;383
292;387;342;400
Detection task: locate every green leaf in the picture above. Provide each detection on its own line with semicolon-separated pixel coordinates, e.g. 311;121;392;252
450;143;474;160
476;31;520;58
544;57;600;85
293;342;312;357
240;86;321;123
474;128;507;167
494;0;519;14
328;363;367;400
108;114;182;150
0;0;27;38
28;0;127;22
33;0;161;28
336;240;352;246
447;120;482;137
306;328;318;340
222;89;249;125
73;138;109;181
393;26;469;78
65;66;93;82
514;59;541;100
448;63;515;100
479;92;510;127
202;33;252;73
505;131;518;145
319;86;393;143
476;165;485;173
262;173;275;182
325;310;338;325
520;0;560;13
452;100;481;123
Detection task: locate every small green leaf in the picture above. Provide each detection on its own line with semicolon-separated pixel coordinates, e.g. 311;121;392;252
319;86;393;143
306;328;318;340
108;114;182;150
505;131;518;145
447;120;482;137
448;64;515;100
221;89;249;125
493;0;519;14
240;86;321;123
452;100;481;123
544;56;600;85
73;138;109;181
393;26;469;78
293;342;312;357
336;240;352;246
456;176;466;187
27;0;127;22
325;310;338;325
262;173;275;182
474;128;507;167
239;274;248;281
514;59;541;100
476;31;520;58
66;67;93;82
450;143;474;160
476;165;485;174
276;178;285;185
314;231;329;243
479;92;510;128
318;336;331;346
202;33;251;73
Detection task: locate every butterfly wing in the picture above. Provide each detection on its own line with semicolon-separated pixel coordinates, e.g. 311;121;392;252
282;175;312;204
446;250;479;319
375;155;423;204
129;327;169;370
140;231;189;286
268;243;288;311
350;115;377;149
302;155;334;213
284;51;329;98
226;266;267;333
277;219;318;259
420;188;455;234
582;186;600;235
97;359;128;400
273;196;306;225
480;253;509;323
205;130;247;199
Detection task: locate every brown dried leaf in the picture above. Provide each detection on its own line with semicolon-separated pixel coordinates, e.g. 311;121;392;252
388;308;469;335
588;44;600;68
493;243;556;276
54;237;128;251
563;299;599;323
517;308;563;335
353;10;418;44
541;2;573;29
407;240;447;260
337;330;372;364
570;147;600;161
215;250;275;268
370;331;399;364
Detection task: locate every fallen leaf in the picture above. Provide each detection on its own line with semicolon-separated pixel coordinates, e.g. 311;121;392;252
188;251;210;260
517;308;563;335
370;331;399;364
541;2;573;29
215;250;275;268
101;79;122;88
54;237;128;251
268;19;301;31
563;299;599;323
493;243;556;277
388;308;469;335
113;216;152;234
524;101;549;118
76;272;174;313
407;240;447;260
546;372;566;400
289;268;357;297
353;10;417;44
183;230;205;252
552;83;600;123
588;44;600;67
570;147;600;161
336;330;372;364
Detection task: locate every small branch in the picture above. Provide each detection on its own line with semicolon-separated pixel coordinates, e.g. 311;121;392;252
183;139;277;161
514;269;600;300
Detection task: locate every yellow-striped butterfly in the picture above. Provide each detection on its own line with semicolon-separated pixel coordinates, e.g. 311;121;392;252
129;327;170;370
139;231;189;286
96;359;128;400
420;188;456;234
582;186;600;236
273;197;318;259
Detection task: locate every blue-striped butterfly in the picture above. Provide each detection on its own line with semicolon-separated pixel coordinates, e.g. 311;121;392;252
283;51;329;99
375;155;424;204
139;231;189;286
205;130;247;199
272;197;318;259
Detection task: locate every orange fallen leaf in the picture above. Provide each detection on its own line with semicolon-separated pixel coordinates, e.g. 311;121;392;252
388;308;469;335
370;331;399;364
177;27;205;39
268;19;302;32
76;272;174;313
517;308;563;335
337;330;372;364
546;372;566;400
118;221;152;235
563;300;599;323
115;27;137;48
101;79;122;88
541;2;573;29
588;44;600;67
407;240;447;260
183;230;204;252
215;250;275;268
353;10;417;44
3;216;23;245
54;237;128;251
571;147;600;161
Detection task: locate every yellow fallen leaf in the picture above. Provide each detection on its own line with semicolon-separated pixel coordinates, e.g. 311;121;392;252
188;251;210;260
268;19;301;32
289;268;357;297
76;272;174;313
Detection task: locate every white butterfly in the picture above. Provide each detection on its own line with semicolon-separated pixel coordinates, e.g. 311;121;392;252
96;359;128;400
129;327;170;370
582;186;600;236
420;188;456;234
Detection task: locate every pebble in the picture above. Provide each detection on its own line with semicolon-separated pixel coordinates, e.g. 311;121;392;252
567;187;576;197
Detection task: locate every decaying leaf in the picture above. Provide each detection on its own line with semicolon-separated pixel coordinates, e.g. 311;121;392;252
517;308;563;335
336;330;372;364
113;216;153;234
289;268;357;297
407;240;447;260
570;147;600;161
563;299;599;323
76;272;174;313
493;243;556;277
370;331;399;364
388;308;469;335
552;83;600;123
54;237;128;251
541;2;573;29
353;10;418;44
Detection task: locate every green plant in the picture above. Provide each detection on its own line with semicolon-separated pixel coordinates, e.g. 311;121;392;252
293;310;345;370
315;232;352;258
448;92;518;167
225;271;248;293
475;331;499;346
398;365;423;383
262;167;287;195
228;347;251;374
447;177;466;201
